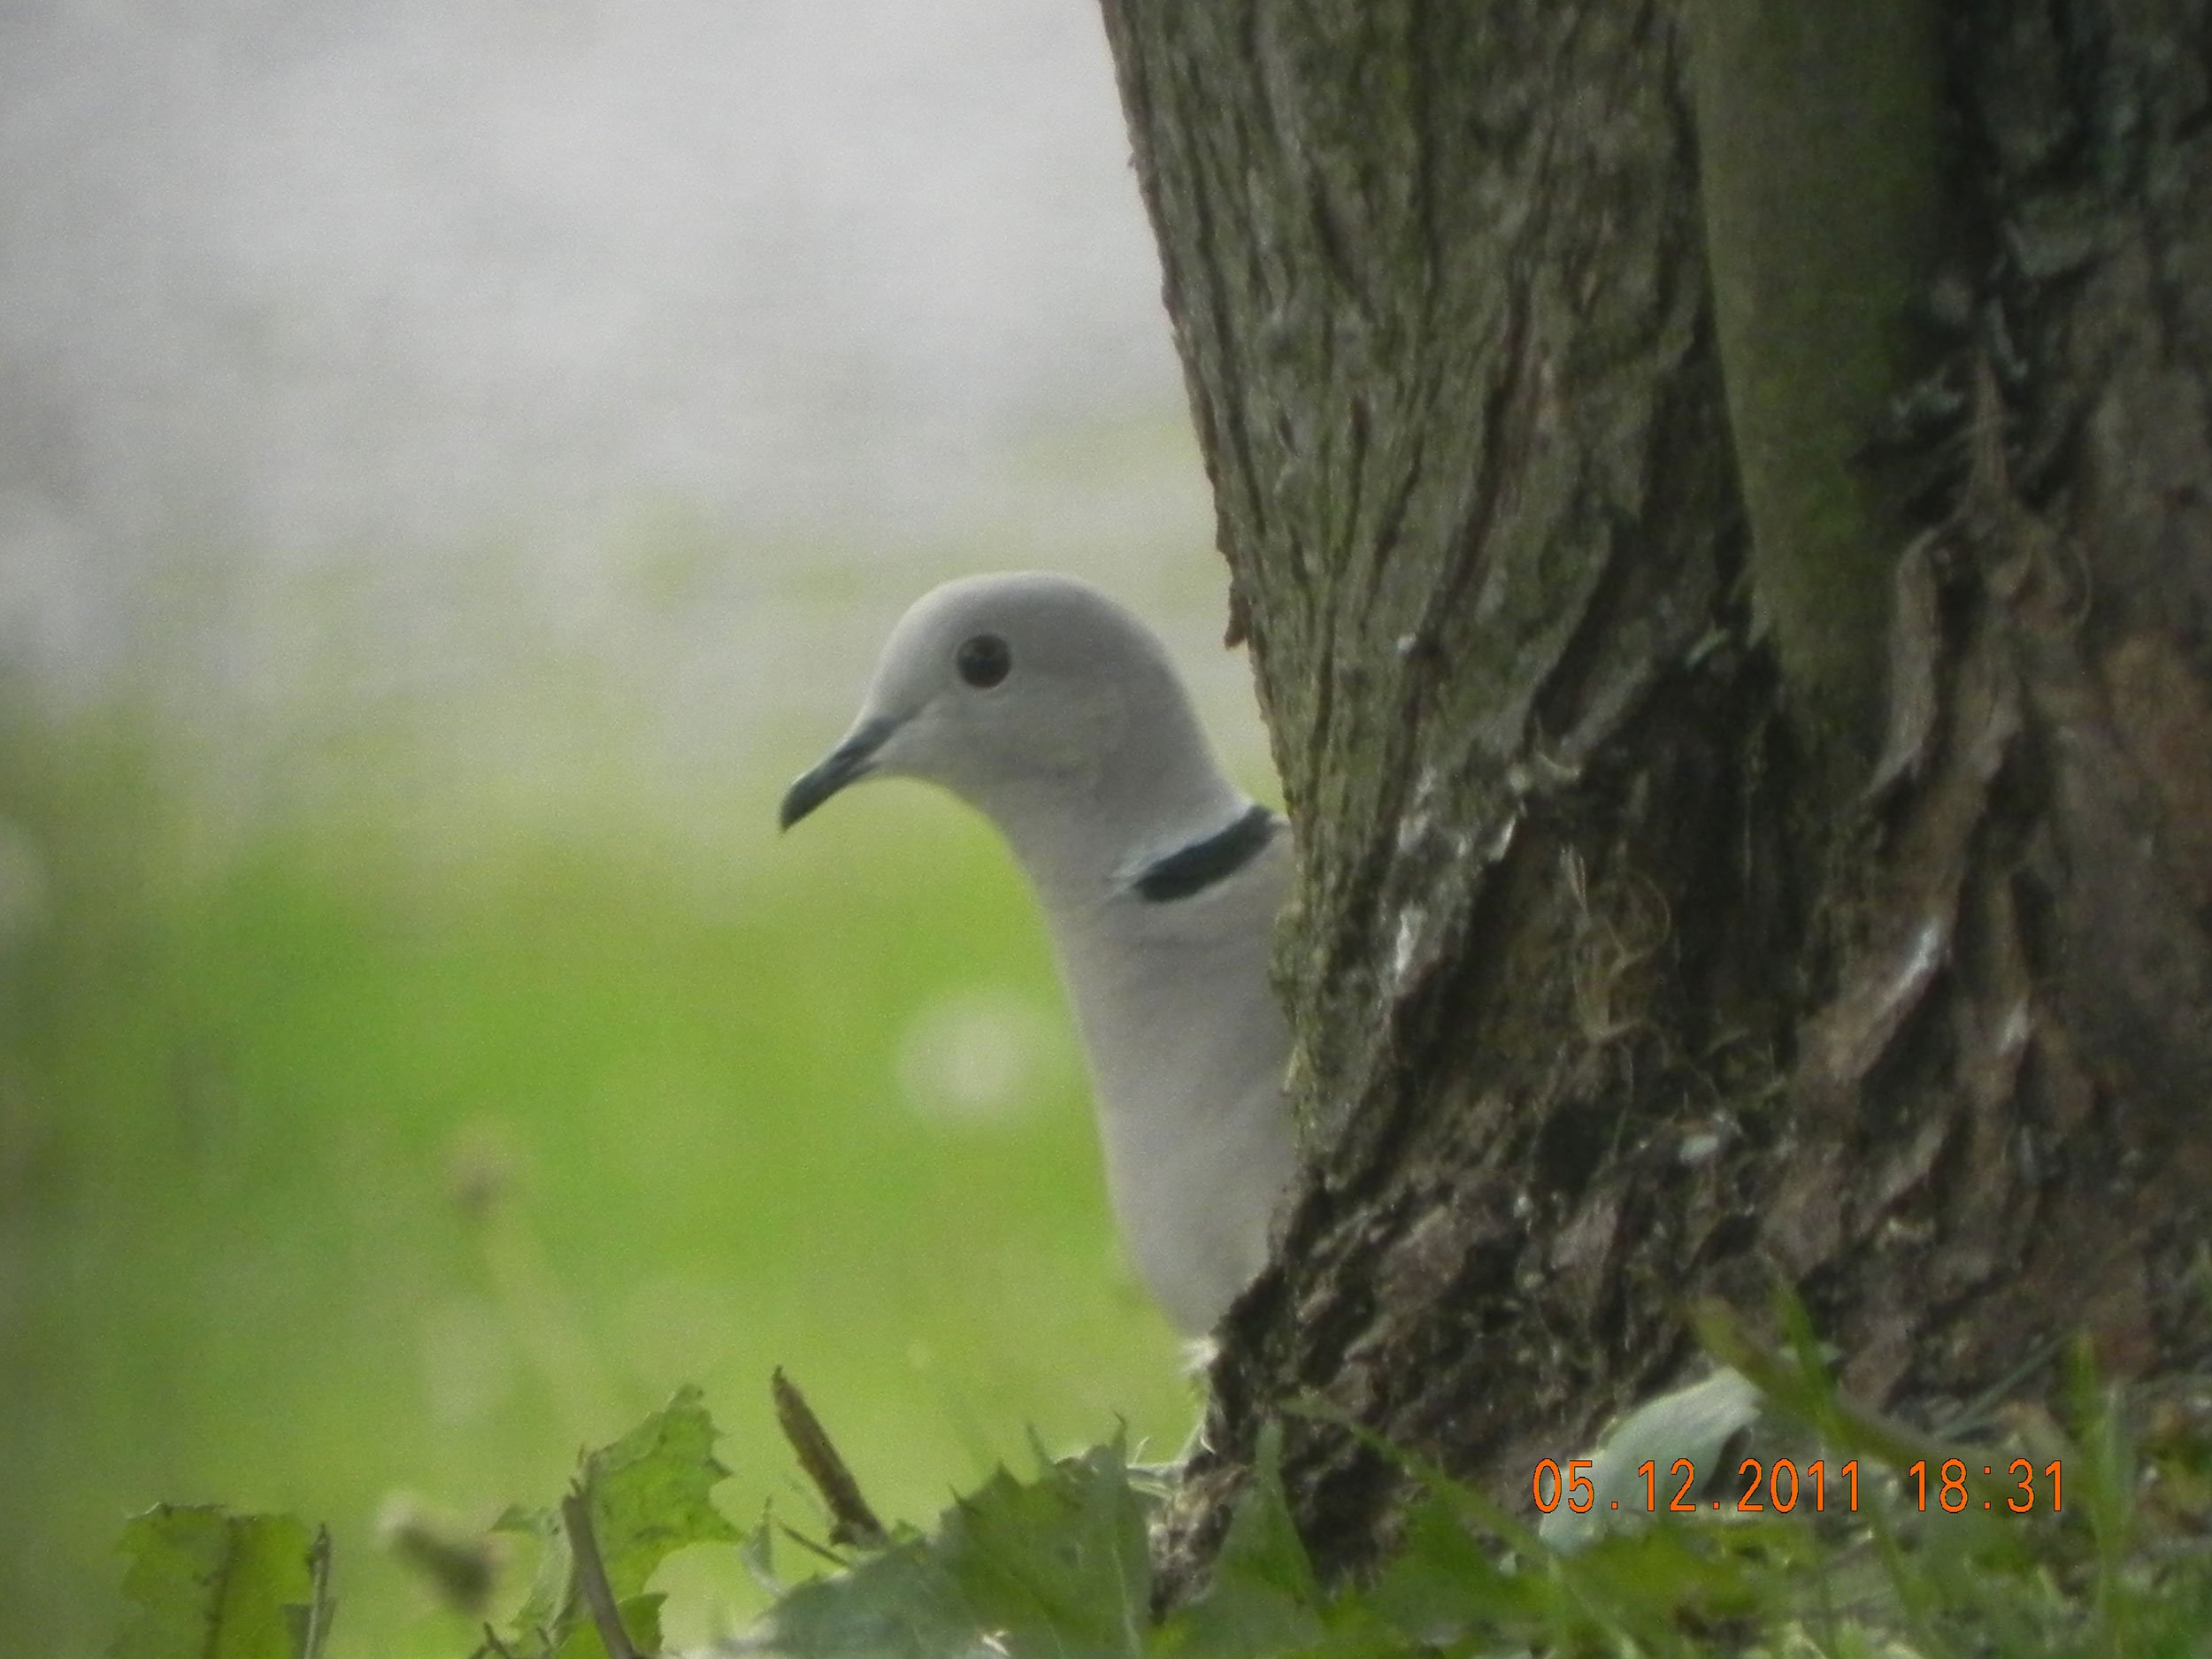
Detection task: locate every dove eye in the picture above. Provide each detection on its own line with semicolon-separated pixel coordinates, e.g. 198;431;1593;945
955;633;1012;688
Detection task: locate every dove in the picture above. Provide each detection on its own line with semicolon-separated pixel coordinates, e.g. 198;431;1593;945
781;572;1294;1334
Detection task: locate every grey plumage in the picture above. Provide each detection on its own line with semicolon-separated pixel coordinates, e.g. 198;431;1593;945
781;572;1295;1333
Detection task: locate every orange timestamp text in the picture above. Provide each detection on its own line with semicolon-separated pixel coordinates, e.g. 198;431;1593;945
1532;1456;2065;1516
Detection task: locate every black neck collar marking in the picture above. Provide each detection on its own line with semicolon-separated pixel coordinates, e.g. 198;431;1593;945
1133;803;1278;902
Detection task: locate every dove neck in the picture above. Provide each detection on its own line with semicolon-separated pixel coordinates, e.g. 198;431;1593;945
987;726;1248;910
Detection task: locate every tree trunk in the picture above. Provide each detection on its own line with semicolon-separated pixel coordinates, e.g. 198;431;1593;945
1096;0;2212;1598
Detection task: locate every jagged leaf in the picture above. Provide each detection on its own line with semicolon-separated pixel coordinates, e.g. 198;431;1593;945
492;1388;739;1657
584;1383;744;1604
1155;1425;1325;1657
762;1436;1152;1659
111;1505;319;1659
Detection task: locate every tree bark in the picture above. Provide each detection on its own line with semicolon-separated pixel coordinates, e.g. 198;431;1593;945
1097;0;2212;1600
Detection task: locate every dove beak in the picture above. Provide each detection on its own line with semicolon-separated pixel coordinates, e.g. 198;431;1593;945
779;715;902;830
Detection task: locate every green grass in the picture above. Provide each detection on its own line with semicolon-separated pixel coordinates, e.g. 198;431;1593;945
0;712;1196;1657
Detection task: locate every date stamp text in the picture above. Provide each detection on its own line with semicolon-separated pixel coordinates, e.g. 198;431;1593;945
1532;1456;2065;1516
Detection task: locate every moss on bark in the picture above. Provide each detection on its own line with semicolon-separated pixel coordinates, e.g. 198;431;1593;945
1687;0;1946;764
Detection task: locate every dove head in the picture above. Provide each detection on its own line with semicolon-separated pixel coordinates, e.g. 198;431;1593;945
780;572;1242;893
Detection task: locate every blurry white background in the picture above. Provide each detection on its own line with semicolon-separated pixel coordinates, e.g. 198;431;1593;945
0;0;1263;830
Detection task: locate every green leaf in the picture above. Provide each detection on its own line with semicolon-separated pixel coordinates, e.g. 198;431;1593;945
1362;1494;1540;1645
763;1435;1154;1659
111;1506;320;1659
492;1388;741;1657
1155;1425;1325;1658
551;1594;664;1659
583;1383;744;1605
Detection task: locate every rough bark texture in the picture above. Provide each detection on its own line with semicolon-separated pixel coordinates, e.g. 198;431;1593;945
1097;0;2212;1603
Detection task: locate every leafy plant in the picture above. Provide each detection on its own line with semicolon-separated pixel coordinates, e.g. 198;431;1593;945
106;1351;2212;1659
111;1508;331;1659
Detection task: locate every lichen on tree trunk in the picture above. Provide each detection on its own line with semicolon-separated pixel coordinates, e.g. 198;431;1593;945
1098;0;2212;1604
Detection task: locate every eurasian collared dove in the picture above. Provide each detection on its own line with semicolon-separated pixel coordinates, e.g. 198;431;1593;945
780;572;1295;1334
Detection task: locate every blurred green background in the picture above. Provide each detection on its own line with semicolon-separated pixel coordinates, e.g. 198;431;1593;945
0;668;1241;1655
